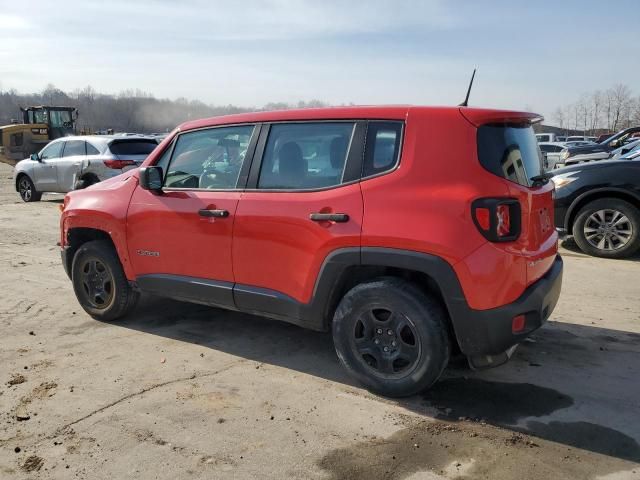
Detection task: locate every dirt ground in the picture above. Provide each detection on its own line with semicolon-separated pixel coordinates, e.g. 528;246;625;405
0;161;639;479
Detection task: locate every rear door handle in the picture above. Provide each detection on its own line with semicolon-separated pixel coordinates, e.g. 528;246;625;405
309;213;349;223
198;209;229;218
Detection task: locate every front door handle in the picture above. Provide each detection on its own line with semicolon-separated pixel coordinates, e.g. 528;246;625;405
198;209;229;218
310;212;349;223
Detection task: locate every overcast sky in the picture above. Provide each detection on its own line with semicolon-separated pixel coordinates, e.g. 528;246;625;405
0;0;638;123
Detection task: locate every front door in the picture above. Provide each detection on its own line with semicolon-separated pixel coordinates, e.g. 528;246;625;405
33;140;64;191
126;124;258;307
232;121;364;311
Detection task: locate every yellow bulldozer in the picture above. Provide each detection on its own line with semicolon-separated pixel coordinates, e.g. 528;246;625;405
0;106;78;166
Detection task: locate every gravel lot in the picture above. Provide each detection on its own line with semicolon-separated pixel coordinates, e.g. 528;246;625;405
0;161;639;479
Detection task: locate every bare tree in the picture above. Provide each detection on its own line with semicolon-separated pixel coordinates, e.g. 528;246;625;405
553;107;565;130
608;84;632;131
590;90;603;132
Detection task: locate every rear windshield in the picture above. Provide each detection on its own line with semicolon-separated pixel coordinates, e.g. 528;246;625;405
109;139;158;156
477;124;543;187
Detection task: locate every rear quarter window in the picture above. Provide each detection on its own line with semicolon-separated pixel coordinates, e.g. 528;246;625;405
363;122;403;178
477;124;543;187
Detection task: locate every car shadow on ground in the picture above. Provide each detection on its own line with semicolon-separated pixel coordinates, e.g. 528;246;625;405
561;236;640;262
110;295;640;464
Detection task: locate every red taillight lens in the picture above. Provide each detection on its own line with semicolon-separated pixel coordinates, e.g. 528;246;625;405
104;159;136;169
472;198;521;242
496;204;511;237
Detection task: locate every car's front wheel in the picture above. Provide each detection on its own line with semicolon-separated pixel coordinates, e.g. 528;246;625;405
17;175;42;202
71;240;139;321
332;277;450;397
573;198;640;259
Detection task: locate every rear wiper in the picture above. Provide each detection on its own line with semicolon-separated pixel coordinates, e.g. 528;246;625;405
530;172;552;187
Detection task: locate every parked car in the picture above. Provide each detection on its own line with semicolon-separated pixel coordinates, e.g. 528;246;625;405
559;127;640;168
596;133;613;143
13;135;159;201
566;136;597;143
552;159;640;258
539;142;567;170
536;133;559;142
564;140;595;147
59;106;562;397
609;139;640;161
557;136;567;142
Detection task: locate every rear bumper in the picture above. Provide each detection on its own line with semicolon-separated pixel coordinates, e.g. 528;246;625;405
449;255;563;357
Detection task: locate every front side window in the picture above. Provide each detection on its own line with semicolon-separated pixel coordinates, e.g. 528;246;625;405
63;140;86;157
164;125;254;189
40;141;64;160
258;122;354;190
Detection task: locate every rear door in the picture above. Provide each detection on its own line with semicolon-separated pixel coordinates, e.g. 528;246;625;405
126;124;258;305
232;121;365;312
56;140;87;191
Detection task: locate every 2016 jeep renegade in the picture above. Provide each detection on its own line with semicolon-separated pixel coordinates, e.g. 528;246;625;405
60;106;563;397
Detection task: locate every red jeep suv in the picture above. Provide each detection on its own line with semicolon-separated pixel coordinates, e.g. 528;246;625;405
60;106;562;397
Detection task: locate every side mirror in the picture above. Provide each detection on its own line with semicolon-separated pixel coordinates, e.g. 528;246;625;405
139;166;163;193
30;153;40;162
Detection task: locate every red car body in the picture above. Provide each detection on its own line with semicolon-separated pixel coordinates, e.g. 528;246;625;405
60;105;562;368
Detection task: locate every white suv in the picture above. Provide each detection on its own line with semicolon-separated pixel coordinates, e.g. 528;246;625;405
14;135;158;202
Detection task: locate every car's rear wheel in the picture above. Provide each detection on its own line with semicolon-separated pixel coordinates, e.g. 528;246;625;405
71;240;139;321
573;198;640;259
75;174;99;190
17;175;42;202
332;277;450;397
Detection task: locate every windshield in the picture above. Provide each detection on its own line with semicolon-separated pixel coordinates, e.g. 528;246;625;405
477;124;543;187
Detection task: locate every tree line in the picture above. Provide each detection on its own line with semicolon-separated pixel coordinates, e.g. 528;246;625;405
2;83;638;136
0;84;328;134
553;84;640;135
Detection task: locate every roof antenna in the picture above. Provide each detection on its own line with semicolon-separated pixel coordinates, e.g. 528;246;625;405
458;68;477;107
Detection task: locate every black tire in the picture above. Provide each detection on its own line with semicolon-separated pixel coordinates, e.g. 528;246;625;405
573;198;640;259
17;175;42;202
332;277;450;397
71;240;139;321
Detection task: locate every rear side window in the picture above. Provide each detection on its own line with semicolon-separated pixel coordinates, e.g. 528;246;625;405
63;140;86;157
258;122;355;190
477;124;543;187
109;140;158;156
363;122;402;178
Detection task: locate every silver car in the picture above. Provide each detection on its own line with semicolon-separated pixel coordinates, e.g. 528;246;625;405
13;135;159;202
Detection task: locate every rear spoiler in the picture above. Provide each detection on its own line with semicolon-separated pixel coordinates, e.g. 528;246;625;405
459;108;543;127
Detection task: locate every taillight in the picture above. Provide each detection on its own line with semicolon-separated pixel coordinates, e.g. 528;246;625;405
471;198;521;242
104;159;136;169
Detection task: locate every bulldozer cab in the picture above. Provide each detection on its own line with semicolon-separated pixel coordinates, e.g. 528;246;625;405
22;106;77;139
0;106;77;165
